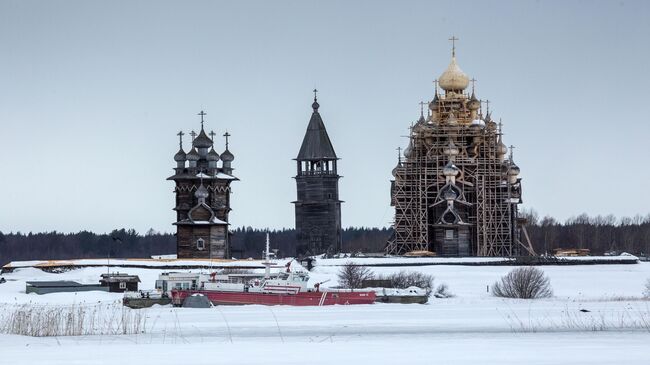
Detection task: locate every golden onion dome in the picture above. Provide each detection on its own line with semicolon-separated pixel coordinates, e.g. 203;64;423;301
438;56;469;92
497;135;508;156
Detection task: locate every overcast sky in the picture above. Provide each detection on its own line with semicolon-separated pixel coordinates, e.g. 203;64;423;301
1;0;649;234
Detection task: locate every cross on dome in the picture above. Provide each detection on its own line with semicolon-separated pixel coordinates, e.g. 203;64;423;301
419;101;427;117
223;131;231;149
198;110;207;129
177;130;185;148
449;35;458;57
190;130;197;142
312;89;320;111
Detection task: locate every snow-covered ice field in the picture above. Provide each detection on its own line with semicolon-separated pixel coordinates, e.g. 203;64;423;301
1;262;649;364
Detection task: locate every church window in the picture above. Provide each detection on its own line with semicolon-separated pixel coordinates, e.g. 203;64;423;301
445;230;454;240
196;238;205;250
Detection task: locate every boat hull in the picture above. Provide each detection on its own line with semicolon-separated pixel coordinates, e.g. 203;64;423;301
171;289;375;306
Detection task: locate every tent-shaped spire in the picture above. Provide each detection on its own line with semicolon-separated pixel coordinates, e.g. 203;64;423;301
296;91;337;161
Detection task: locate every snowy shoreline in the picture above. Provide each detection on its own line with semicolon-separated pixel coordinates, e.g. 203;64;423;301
2;254;639;273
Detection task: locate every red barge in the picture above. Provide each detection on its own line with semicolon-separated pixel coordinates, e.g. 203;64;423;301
170;234;375;306
171;288;375;306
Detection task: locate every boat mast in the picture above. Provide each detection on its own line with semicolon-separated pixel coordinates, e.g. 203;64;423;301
264;232;271;279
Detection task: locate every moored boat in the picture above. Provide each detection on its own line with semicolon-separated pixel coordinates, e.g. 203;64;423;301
170;234;375;306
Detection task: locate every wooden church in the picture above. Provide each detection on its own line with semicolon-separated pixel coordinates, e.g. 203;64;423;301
168;111;238;259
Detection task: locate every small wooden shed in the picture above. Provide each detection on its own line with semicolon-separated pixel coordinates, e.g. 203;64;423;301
99;273;140;293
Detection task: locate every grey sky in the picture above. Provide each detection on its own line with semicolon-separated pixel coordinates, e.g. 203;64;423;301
1;0;649;234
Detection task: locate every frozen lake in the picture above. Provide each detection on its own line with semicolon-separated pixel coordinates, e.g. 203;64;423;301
1;262;649;364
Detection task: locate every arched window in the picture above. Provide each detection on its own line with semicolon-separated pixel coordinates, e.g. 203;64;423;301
196;238;205;250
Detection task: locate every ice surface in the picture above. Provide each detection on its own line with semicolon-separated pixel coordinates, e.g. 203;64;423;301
1;262;649;364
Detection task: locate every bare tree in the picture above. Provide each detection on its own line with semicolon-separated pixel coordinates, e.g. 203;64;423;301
492;267;553;299
337;262;374;289
376;271;435;295
433;283;454;298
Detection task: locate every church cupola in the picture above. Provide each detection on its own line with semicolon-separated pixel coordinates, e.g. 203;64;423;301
194;181;209;204
438;37;469;94
220;131;234;175
207;147;220;169
194;129;212;152
496;121;508;161
392;147;403;177
174;131;187;168
193;111;213;158
186;147;200;167
468;81;481;120
507;148;521;184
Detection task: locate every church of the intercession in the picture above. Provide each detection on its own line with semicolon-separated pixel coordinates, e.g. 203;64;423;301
168;112;237;259
387;39;535;257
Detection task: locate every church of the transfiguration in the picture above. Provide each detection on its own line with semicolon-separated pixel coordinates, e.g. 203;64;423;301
387;39;535;257
168;111;238;259
293;91;343;256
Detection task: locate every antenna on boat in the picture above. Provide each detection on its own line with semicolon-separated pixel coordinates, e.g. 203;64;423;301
264;232;271;279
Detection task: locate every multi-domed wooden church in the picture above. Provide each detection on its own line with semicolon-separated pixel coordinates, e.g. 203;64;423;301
387;38;535;257
168;112;238;259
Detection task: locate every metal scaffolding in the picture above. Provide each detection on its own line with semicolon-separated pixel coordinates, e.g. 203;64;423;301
387;89;534;257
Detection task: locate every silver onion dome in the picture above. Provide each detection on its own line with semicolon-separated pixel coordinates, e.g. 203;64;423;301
443;161;459;177
221;149;234;162
508;161;520;176
174;148;186;162
443;140;459;157
207;147;220;161
195;183;209;200
186;147;200;161
193;129;213;148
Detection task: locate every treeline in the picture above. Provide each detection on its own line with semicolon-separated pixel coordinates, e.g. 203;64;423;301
2;213;650;266
0;229;176;267
229;226;390;258
522;209;650;256
0;227;391;266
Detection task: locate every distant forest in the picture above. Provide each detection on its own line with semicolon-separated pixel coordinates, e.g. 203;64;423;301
521;210;650;256
1;211;649;266
0;227;390;266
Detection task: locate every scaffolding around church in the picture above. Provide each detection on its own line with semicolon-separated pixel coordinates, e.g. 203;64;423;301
386;42;535;257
